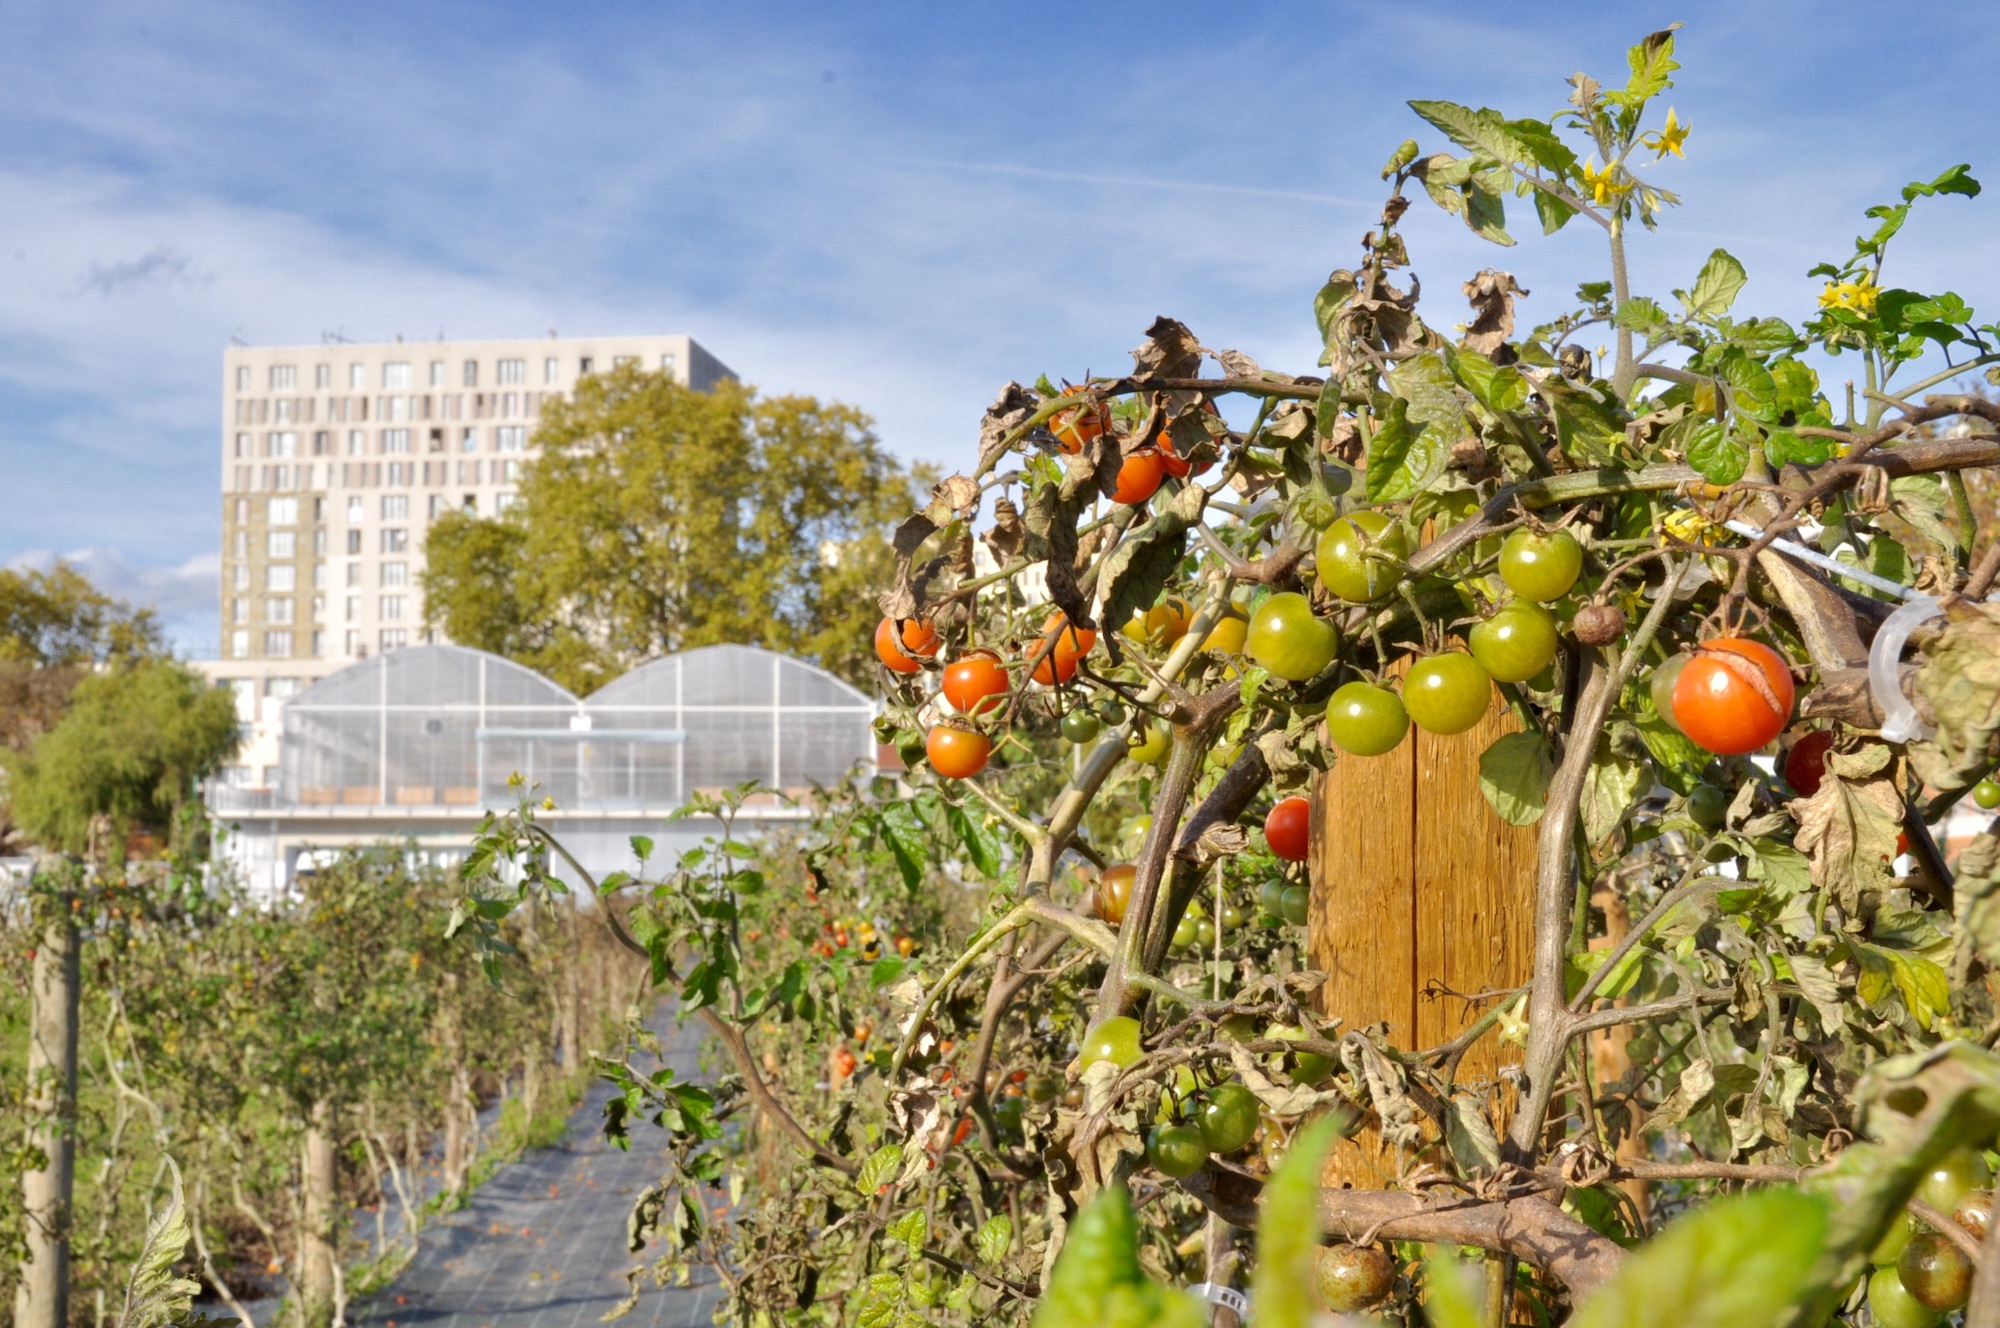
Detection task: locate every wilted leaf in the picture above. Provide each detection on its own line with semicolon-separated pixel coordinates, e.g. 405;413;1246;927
1790;750;1902;916
978;382;1040;474
1912;599;2000;791
1581;745;1646;845
1129;316;1204;381
116;1159;205;1328
1461;269;1527;357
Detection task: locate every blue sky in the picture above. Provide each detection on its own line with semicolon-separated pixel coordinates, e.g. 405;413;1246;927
3;0;1996;652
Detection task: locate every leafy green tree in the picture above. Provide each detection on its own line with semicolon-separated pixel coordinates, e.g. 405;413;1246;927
423;365;922;692
0;561;162;753
4;660;237;853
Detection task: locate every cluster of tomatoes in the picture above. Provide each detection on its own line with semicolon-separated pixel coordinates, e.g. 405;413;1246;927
1866;1149;1992;1325
810;915;920;963
1050;397;1217;500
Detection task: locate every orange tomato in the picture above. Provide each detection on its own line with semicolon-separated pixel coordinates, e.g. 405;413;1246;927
1096;863;1137;926
875;616;938;673
1111;449;1166;505
1050;399;1111;453
927;725;992;779
1029;613;1097;686
1672;638;1796;755
941;650;1010;717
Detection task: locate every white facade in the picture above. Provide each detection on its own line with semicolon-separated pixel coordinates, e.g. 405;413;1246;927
199;332;733;791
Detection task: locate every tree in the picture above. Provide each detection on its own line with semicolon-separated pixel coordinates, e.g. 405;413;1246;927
423;365;922;692
0;561;162;753
5;660;238;854
461;29;2000;1328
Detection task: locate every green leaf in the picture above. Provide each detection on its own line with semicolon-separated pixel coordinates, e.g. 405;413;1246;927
1365;398;1450;503
976;1214;1013;1265
1387;351;1468;436
1853;944;1949;1030
869;957;908;989
1568;1189;1828;1328
116;1158;205;1328
1251;1118;1340;1328
1714;350;1778;423
1633;714;1711;795
1407;100;1535;167
1614;296;1671;335
1538;379;1625;464
1534;186;1577;235
1581;746;1646;845
1099;503;1198;648
1420;1250;1485;1328
629;834;654;862
945;803;1003;878
1454;349;1529;413
857;1144;905;1197
1684;420;1748;484
1616;27;1681;109
887;1209;927;1260
1478;731;1553;826
878;803;927;892
1904;163;1981;201
1032;1188;1205;1328
1687;248;1748;319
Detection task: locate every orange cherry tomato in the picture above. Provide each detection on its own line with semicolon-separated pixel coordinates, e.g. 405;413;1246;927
1671;638;1796;756
942;650;1010;717
875;617;922;674
1264;796;1311;862
950;1116;975;1148
1096;863;1136;926
1111;449;1166;505
927;725;992;779
1029;612;1098;686
1050;399;1110;453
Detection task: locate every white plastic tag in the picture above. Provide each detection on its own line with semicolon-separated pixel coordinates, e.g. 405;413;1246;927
1187;1282;1250;1315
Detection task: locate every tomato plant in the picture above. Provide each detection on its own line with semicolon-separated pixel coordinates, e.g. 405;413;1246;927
940;649;1009;717
1263;795;1310;861
1672;636;1796;755
926;723;992;778
1498;527;1585;603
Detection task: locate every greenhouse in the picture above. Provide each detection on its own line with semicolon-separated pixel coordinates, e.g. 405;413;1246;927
211;643;880;894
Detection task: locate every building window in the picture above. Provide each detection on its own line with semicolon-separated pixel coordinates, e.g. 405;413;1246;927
346;530;362;554
380;628;407;651
609;355;633;369
315;364;331;389
540;356;557;384
501;392;519;417
274;399;294;425
497;358;525;385
311;430;330;456
266;565;296;592
311;630;325;657
459;427;479;453
230;497;248;523
230;432;248;459
426;427;445;454
234;366;251;391
382;495;409;520
231;629;250;658
344;629;362;656
497;425;525;452
381;561;409;587
232;563;250;590
265;630;294;656
428;494;448;519
269;430;299;458
380;595;406;620
661;353;677;374
345;495;364;523
382;428;411;455
346;563;361;587
426;360;444;387
501;460;521;482
230;596;247;623
313;528;327;555
347;363;365;390
578;356;593;375
266;597;295;625
345;595;359;621
312;563;327;589
383;362;411;389
462;360;478;387
343;430;364;456
381;528;408;552
462;493;477;513
496;493;519;514
268;530;297;558
267;496;298;525
270;365;296;390
232;530;249;557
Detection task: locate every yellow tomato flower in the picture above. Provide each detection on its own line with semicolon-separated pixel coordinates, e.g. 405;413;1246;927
1662;508;1723;547
541;796;556;810
1579;158;1631;207
1818;276;1879;315
1645;107;1690;160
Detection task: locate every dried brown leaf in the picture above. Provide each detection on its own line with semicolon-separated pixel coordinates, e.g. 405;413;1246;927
1460;269;1527;360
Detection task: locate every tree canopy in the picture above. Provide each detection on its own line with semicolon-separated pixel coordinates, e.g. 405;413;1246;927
422;366;922;693
0;561;163;753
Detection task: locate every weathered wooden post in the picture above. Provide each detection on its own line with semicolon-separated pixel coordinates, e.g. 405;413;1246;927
15;864;81;1328
1308;689;1537;1187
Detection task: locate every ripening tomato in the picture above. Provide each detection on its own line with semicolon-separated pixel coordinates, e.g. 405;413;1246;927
1096;863;1137;926
1672;638;1795;755
1899;1232;1972;1313
1316;511;1411;603
942;651;1010;717
1403;654;1493;735
1049;398;1110;453
1158;432;1214;479
1201;610;1248;655
1127;723;1171;765
1868;1265;1943;1328
926;725;992;779
1324;681;1409;756
1111;449;1167;505
1784;729;1836;797
1246;592;1339;681
1974;780;2000;811
1648;653;1690;730
1079;1016;1143;1071
1498;528;1584;603
1264;796;1310;862
875;617;924;674
1317;1245;1396;1313
1029;612;1097;685
1122;598;1193;649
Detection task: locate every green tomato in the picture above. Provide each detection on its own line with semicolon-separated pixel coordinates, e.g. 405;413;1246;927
1060;709;1101;744
1316;511;1411;603
1467;600;1560;684
1146;1122;1210;1178
1219;902;1246;932
1898;1231;1973;1312
1498;528;1584;602
1194;916;1216;947
1196;1082;1262;1155
1403;654;1493;735
1325;681;1410;756
1868;1266;1944;1328
1687;784;1728;831
1648;654;1690;731
1269;1025;1333;1085
1975;779;2000;810
1247;592;1340;682
1279;884;1310;927
1079;1016;1143;1072
1097;700;1128;726
1026;1074;1061;1103
1218;1013;1259;1042
1871;1213;1917;1267
1171;915;1199;952
1258;878;1289;923
1127;723;1171;765
1917;1148;1993;1213
994;1095;1026;1135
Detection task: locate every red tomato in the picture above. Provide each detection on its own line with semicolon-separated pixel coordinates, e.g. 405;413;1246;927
1264;796;1311;862
1029;613;1097;686
1050;399;1110;453
927;725;992;779
1111;450;1166;505
1672;638;1796;755
942;650;1010;717
950;1116;975;1148
1784;730;1836;797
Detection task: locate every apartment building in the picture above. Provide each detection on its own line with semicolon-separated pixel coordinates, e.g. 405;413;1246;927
199;333;734;786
